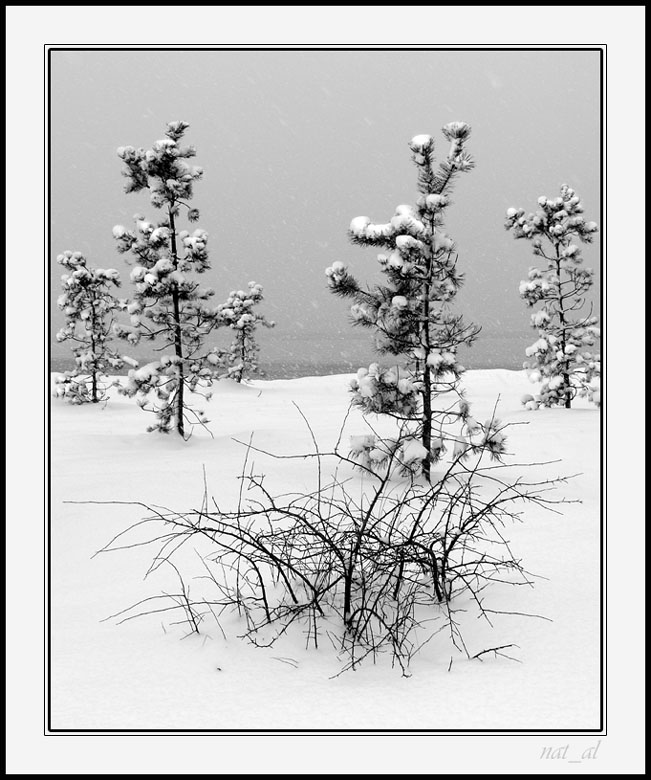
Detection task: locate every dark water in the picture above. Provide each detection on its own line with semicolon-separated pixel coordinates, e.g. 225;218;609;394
49;356;365;380
49;332;531;379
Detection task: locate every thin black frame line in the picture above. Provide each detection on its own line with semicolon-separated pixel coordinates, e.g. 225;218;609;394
45;45;605;737
44;45;606;52
46;44;53;737
46;728;605;735
599;45;606;735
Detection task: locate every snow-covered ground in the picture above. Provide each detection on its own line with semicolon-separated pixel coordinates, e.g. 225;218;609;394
49;369;601;731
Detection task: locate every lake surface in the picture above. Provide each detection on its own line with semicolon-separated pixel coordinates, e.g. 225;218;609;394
50;331;532;379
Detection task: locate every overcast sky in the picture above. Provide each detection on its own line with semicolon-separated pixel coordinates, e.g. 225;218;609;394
50;48;601;372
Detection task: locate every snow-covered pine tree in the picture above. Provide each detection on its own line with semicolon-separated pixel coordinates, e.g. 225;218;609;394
53;251;123;404
216;282;275;382
505;184;600;408
326;124;506;480
112;121;224;436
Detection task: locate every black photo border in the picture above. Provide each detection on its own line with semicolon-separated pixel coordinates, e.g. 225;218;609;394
45;44;606;737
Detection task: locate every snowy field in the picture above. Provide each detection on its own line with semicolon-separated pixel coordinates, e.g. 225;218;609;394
49;369;601;732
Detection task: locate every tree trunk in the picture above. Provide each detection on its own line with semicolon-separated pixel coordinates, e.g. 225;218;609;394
554;243;572;409
421;368;432;480
564;377;572;409
89;302;99;403
168;207;185;437
236;332;246;383
419;237;435;481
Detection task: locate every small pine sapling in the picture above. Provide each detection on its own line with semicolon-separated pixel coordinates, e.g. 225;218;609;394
216;282;275;382
112;121;224;436
505;184;600;408
53;251;123;404
326;124;505;480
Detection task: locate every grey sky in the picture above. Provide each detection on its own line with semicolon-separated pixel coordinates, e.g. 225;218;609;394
50;49;601;374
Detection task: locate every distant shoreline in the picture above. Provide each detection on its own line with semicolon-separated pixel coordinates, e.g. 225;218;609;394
49;331;540;379
49;355;525;380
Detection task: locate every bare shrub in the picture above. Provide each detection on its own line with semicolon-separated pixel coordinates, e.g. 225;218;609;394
89;408;573;676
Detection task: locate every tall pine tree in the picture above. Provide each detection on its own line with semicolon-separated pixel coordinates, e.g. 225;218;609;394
113;121;223;435
327;123;506;479
505;184;600;408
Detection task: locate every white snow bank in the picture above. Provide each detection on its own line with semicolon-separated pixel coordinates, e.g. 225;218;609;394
49;370;600;731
